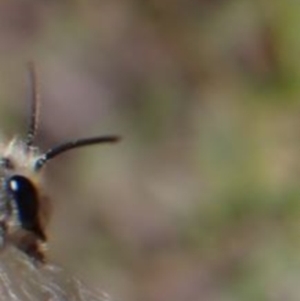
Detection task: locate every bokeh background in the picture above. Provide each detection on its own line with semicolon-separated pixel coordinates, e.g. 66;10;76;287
0;1;299;300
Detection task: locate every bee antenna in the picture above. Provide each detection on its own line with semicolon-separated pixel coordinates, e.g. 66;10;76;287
25;61;40;149
34;135;120;171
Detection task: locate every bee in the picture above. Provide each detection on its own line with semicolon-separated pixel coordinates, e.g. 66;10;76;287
0;62;120;264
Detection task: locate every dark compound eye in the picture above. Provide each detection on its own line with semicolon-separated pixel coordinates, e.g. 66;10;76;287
7;175;46;241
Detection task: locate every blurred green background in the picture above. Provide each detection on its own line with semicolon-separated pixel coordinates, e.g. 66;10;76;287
0;0;300;300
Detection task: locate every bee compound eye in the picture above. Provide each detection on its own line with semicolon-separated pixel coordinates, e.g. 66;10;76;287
7;175;45;241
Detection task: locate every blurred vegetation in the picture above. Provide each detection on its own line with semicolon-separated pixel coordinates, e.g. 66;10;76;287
0;0;300;300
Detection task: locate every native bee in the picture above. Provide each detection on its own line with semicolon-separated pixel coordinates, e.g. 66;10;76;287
0;63;120;263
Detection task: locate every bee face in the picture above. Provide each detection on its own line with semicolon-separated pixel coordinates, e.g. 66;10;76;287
0;63;120;264
0;142;49;262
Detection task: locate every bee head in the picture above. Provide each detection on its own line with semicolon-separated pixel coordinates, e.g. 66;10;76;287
0;62;120;263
